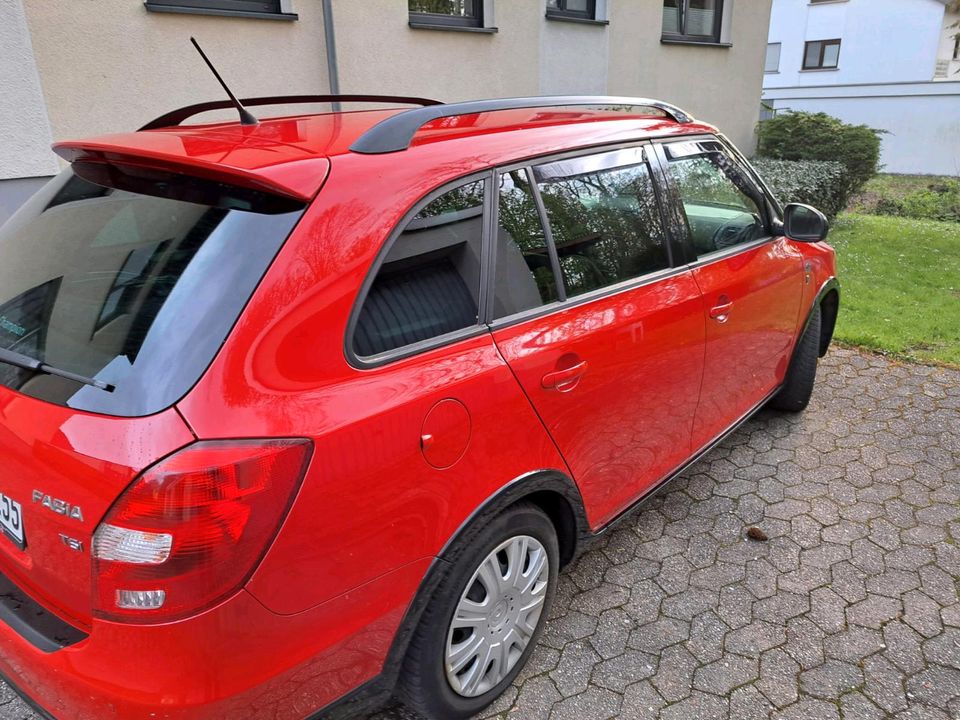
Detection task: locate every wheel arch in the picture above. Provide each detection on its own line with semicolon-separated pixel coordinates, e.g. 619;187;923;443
374;470;587;698
817;283;840;357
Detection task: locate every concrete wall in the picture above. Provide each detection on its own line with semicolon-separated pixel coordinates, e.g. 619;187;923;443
3;0;774;221
0;0;57;181
332;1;540;101
609;0;772;151
21;0;330;149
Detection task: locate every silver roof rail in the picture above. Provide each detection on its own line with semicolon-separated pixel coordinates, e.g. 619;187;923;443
349;96;696;155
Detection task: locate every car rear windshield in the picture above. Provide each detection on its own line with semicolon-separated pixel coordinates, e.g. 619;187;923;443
0;165;305;417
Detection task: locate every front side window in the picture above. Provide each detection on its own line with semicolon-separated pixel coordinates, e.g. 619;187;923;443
533;148;669;298
662;0;723;43
662;140;767;258
803;39;841;70
353;180;485;358
409;0;483;27
546;0;597;20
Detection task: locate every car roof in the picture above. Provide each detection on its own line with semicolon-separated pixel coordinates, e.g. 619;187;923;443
52;105;718;202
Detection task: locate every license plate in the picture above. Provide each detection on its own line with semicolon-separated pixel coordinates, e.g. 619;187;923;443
0;493;25;549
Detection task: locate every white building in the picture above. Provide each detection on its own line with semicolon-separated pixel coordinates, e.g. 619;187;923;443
763;0;960;176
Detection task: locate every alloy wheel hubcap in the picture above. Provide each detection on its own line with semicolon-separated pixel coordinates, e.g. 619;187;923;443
444;535;549;697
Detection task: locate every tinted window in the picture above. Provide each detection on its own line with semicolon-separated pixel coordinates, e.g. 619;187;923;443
0;168;303;417
663;140;766;257
493;170;561;319
534;148;669;297
353;180;484;357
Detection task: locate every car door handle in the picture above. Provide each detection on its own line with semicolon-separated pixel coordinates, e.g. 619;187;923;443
709;297;734;322
541;361;588;391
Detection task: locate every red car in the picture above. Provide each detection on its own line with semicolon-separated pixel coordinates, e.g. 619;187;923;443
0;95;838;720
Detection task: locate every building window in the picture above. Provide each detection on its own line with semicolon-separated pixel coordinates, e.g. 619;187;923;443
662;0;724;44
409;0;483;28
144;0;297;20
803;39;841;70
765;42;781;72
546;0;597;20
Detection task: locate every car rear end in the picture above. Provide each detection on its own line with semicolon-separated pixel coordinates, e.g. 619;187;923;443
0;155;323;718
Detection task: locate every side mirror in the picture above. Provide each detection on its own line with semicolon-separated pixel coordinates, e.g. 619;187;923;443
783;203;829;242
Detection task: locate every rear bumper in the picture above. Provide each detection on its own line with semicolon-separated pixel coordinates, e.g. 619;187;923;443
0;559;430;720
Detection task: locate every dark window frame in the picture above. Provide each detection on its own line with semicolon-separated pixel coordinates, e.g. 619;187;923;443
546;0;597;21
345;171;494;368
408;0;484;28
661;0;725;44
802;39;842;70
144;0;297;21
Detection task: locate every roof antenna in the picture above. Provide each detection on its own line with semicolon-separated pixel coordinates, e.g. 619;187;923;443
190;37;259;126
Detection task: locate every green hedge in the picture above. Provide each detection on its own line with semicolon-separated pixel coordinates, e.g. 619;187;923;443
757;112;882;195
752;159;848;219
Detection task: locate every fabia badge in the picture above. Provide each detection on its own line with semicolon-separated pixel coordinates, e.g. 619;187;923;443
32;490;84;522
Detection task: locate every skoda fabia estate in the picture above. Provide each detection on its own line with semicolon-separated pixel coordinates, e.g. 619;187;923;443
0;95;838;719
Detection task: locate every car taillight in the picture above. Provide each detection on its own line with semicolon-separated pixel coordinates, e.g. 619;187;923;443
92;439;312;623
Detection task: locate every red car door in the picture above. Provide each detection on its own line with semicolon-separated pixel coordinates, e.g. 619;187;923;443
489;148;705;528
655;138;804;449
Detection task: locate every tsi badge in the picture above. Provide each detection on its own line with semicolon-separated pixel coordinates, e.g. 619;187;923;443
32;490;84;522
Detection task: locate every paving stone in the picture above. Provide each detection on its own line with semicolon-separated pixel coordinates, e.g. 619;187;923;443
591;650;657;693
693;654;759;696
550;641;602;696
617;680;666;719
798;660;864;700
728;685;775;720
862;653;909;714
839;690;888;720
650;644;698;703
771;698;841;720
756;648;801;709
659;691;728;720
823;626;884;663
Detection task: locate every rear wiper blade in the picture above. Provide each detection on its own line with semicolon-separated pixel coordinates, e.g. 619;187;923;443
0;347;114;392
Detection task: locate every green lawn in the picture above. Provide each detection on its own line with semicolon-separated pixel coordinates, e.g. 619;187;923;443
848;174;954;212
828;213;960;366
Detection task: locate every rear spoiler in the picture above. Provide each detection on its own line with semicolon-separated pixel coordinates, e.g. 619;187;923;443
53;143;329;203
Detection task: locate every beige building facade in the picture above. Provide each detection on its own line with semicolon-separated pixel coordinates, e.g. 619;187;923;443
0;0;774;223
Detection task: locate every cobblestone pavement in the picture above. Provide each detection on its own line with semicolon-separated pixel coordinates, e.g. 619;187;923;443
369;347;960;720
0;347;957;720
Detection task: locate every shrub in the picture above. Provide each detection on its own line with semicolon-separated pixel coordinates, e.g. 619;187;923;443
752;159;848;219
861;178;960;223
757;112;883;195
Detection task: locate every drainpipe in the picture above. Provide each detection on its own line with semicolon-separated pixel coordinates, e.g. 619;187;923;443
321;0;341;111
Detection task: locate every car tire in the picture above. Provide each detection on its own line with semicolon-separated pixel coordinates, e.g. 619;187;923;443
398;503;559;720
770;302;822;413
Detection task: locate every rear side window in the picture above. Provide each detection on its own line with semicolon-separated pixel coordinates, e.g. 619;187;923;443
533;148;669;298
353;179;484;358
0;167;303;417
